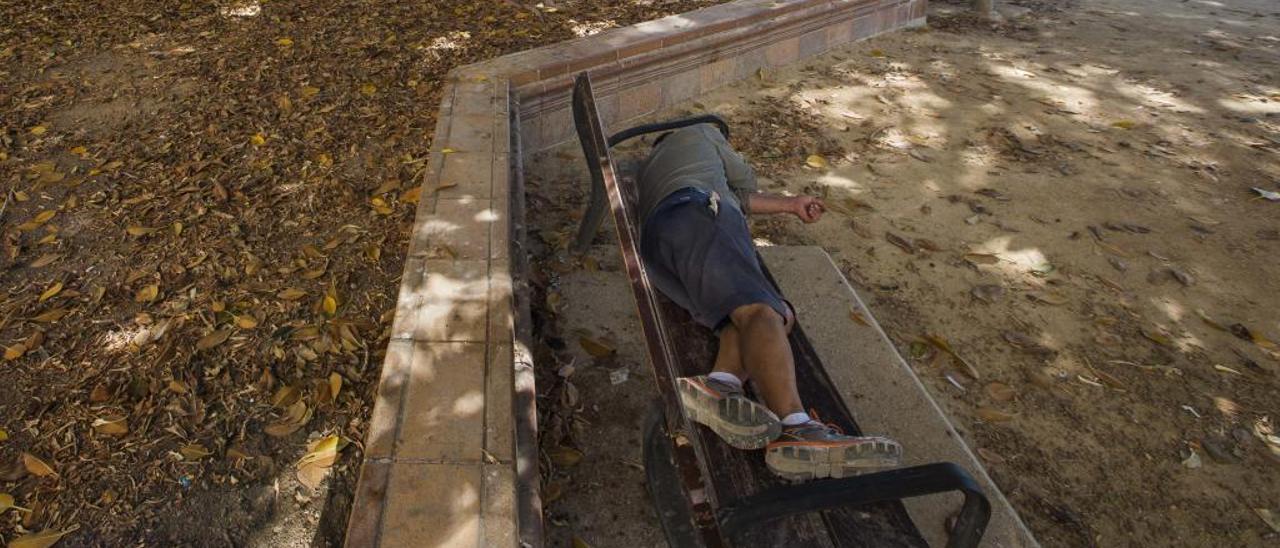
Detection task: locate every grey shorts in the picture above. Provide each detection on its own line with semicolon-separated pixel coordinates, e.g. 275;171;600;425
640;188;789;331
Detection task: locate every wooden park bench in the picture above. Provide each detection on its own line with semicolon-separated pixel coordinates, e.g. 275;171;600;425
569;72;993;547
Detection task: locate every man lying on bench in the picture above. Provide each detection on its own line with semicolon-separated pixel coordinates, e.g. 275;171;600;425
637;123;904;481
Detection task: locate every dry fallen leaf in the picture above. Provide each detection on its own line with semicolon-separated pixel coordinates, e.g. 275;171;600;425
92;416;129;436
9;528;71;548
265;401;312;437
984;382;1017;402
235;315;259;329
296;435;341;490
126;225;159;237
22;453;55;477
179;444;212;460
328;373;343;401
135;284;159;303
31;308;69;323
548;446;584;467
1026;291;1068;306
196;329;232;350
4;345;26;361
278;288;307;301
975;407;1015;423
805;154;828;169
0;492;15;513
849;308;870;327
578;336;615;358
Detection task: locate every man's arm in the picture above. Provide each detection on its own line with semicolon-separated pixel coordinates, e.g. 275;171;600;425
744;192;825;223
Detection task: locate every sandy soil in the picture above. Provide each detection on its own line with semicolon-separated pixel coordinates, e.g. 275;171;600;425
526;0;1280;545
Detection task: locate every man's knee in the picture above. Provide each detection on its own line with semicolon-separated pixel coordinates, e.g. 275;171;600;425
729;302;792;332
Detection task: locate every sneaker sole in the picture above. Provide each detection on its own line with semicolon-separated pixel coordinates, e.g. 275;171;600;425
765;438;902;481
677;377;781;450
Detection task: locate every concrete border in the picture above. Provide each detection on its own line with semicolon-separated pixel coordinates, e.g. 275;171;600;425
762;246;1039;548
346;0;931;546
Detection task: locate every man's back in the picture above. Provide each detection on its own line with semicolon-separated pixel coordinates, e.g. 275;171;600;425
636;124;758;224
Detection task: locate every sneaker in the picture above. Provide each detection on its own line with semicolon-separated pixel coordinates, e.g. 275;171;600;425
765;420;902;481
677;375;781;450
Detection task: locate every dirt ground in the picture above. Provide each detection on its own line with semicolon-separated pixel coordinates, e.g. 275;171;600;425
526;0;1280;546
0;1;724;545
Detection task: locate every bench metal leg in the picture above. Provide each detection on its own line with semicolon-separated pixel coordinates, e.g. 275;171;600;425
644;398;706;548
717;463;991;548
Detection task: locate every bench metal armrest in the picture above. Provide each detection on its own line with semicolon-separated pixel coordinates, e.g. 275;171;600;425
717;463;991;548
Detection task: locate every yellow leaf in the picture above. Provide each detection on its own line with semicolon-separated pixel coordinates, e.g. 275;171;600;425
135;284;159;303
400;186;422;204
360;83;377;96
14;191;29;202
301;86;320;99
328;372;343;401
22;453;55;477
296;434;340;490
4;345;26;361
364;245;381;261
323;295;338;317
1111;120;1136;129
172;221;184;236
276;37;294;47
316;153;333;167
250;133;267;146
180;444;212;460
29;125;47;136
0;429;7;441
278;288;306;301
868;49;886;57
33;210;56;224
805;154;828;169
196;329;232;350
69;146;87;156
126;224;158;237
235;315;259;329
92;416;129;436
39;282;62;302
211;300;226;312
0;492;13;512
8;529;70;548
441;147;460;154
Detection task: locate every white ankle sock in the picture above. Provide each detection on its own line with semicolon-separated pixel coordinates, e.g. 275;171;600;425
782;412;812;426
707;371;742;389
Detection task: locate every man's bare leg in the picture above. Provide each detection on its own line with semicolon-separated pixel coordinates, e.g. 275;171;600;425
712;325;748;380
728;303;803;418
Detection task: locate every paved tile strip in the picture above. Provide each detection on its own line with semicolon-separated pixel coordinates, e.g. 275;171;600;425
346;0;927;546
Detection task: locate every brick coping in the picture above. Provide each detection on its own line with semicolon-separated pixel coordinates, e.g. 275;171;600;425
345;0;929;546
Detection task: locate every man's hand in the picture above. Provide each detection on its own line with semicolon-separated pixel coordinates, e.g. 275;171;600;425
792;196;824;223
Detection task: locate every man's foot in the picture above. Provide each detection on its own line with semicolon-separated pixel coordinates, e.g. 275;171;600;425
765;420;902;481
677;375;781;450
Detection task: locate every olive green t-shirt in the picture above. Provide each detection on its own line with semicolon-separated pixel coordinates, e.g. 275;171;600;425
636;124;758;224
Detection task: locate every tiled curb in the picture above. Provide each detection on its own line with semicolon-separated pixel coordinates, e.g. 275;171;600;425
346;0;926;546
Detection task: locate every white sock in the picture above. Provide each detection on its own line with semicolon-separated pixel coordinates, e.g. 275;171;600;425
707;371;743;389
782;412;812;426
